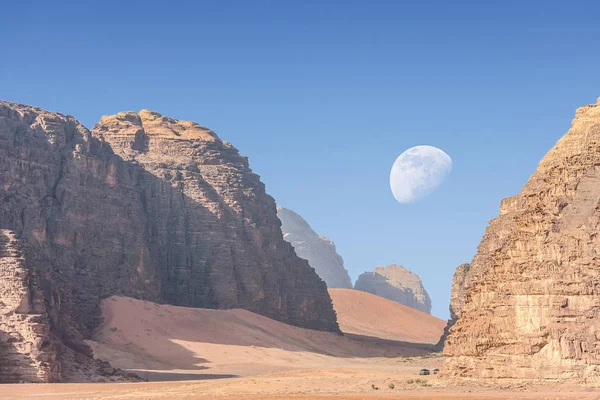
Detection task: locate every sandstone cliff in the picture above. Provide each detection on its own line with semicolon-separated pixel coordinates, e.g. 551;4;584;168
0;230;59;382
435;263;470;350
0;101;339;382
277;207;352;289
444;98;600;381
354;265;431;314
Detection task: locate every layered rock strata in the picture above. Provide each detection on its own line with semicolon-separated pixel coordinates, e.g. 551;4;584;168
0;230;59;383
91;110;338;332
0;101;339;381
354;265;431;314
277;207;352;289
444;98;600;381
435;263;470;350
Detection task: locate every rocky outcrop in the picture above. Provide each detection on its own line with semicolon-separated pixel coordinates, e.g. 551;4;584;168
0;230;59;383
354;265;431;314
444;98;600;381
91;110;338;332
0;101;339;381
277;207;352;289
435;263;470;350
447;263;471;322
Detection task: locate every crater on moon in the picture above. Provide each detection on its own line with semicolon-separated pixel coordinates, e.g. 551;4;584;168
390;145;452;204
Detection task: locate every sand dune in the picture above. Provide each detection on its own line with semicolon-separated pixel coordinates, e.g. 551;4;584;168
87;294;442;381
7;294;593;399
329;289;446;344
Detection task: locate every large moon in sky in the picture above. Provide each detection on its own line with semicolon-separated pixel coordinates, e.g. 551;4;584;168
390;145;452;204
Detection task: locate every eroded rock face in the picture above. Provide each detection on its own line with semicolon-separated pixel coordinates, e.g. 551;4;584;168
444;98;600;381
277;207;352;289
435;263;470;350
0;230;59;383
354;265;431;314
0;101;339;381
92;110;338;332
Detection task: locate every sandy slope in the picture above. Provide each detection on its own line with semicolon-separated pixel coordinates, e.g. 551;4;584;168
87;295;439;381
4;293;596;399
328;289;446;344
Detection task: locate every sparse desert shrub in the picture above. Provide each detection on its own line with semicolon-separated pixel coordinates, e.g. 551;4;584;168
371;384;379;390
388;383;395;389
407;378;431;387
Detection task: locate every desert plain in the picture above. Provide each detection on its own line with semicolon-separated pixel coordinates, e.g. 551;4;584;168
2;289;599;400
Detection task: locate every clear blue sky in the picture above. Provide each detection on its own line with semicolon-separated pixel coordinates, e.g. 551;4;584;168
3;1;600;319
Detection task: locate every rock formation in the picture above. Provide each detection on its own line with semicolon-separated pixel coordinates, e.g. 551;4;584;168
0;230;59;383
277;207;352;289
435;263;470;350
0;100;339;382
444;98;600;381
354;265;431;314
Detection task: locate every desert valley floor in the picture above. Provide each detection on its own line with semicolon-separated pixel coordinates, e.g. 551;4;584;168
2;289;599;400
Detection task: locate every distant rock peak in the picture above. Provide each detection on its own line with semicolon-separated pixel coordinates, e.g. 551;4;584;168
354;264;432;314
277;207;353;289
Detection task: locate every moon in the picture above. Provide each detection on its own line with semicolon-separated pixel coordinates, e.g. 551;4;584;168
390;145;452;204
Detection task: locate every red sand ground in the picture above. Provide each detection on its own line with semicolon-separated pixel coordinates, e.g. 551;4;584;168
2;290;596;399
328;288;446;344
85;293;439;381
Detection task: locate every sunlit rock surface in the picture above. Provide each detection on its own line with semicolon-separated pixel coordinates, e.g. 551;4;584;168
444;98;600;381
435;263;470;350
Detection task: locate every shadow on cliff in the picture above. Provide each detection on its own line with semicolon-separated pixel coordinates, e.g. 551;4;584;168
77;157;435;382
0;337;44;383
1;105;427;383
73;151;435;380
9;132;338;373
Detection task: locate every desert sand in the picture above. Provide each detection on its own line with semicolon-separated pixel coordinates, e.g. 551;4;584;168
2;291;597;399
329;288;444;343
85;291;442;381
3;370;600;400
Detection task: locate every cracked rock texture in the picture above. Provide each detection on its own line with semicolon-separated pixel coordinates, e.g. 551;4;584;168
444;98;600;381
0;230;59;383
277;207;352;289
0;101;339;382
435;263;470;350
354;265;431;314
